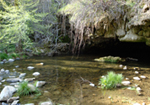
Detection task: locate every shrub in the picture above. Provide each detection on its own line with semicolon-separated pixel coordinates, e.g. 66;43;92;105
99;71;124;89
17;81;40;96
8;53;20;59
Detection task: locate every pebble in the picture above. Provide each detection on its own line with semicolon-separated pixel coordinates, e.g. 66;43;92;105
15;65;19;68
32;72;40;76
89;83;95;87
27;66;34;70
135;71;139;74
136;87;142;91
140;75;146;79
126;78;129;80
108;96;111;99
121;81;131;86
119;64;123;68
133;77;140;81
19;73;26;78
123;66;127;70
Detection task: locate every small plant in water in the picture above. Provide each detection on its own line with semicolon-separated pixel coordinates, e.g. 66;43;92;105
17;81;40;96
99;71;124;89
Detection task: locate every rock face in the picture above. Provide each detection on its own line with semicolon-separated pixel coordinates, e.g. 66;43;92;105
82;2;150;48
0;86;16;101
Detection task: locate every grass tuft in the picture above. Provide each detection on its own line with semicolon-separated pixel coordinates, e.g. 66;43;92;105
17;81;40;97
99;71;124;89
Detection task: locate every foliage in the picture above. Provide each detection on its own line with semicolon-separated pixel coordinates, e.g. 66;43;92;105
99;71;124;89
0;53;8;60
0;0;47;51
17;81;40;96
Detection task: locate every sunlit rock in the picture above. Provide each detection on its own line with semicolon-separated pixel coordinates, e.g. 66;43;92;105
36;63;44;66
89;83;95;87
36;81;46;87
121;81;131;86
123;66;127;70
136;87;142;91
19;73;26;79
8;59;15;62
32;72;40;76
135;71;139;74
27;66;34;70
0;86;16;101
133;77;140;81
140;75;146;79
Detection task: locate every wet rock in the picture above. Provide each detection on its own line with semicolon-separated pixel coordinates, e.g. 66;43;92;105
7;96;19;103
15;65;19;68
0;61;4;64
119;64;123;68
0;76;3;81
133;67;140;70
5;70;9;74
121;81;131;86
24;78;35;82
8;59;15;62
19;73;26;79
11;100;19;105
27;66;34;70
133;77;140;81
36;81;46;88
32;72;40;76
39;101;53;105
0;86;16;101
6;78;21;83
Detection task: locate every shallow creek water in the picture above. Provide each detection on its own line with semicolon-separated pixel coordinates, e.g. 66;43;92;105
1;55;150;105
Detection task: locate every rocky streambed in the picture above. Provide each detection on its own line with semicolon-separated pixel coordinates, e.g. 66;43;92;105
0;55;150;105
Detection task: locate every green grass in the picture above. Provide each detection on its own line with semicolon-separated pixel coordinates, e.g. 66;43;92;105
0;53;8;60
17;81;40;97
99;71;124;89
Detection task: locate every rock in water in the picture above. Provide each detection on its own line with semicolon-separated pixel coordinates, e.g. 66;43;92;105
8;59;15;62
27;66;34;70
36;81;46;87
121;81;131;86
0;86;16;101
32;72;40;76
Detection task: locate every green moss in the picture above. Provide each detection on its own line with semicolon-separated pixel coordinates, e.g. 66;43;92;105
99;71;124;89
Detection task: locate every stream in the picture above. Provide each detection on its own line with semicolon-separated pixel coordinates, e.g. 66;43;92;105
1;55;150;105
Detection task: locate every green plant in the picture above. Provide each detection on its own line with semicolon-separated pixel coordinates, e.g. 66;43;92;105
99;71;124;89
8;53;20;59
17;81;40;96
0;53;8;60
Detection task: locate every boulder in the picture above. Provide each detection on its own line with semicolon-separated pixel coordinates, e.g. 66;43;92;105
0;86;16;101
